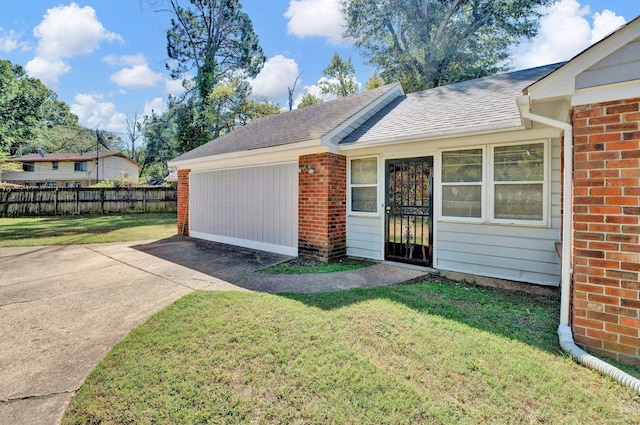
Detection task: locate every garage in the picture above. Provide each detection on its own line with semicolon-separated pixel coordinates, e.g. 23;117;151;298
188;163;298;256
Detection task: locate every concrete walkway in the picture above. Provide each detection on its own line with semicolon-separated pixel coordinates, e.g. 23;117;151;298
0;237;428;424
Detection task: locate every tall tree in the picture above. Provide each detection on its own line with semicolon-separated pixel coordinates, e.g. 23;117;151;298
125;113;142;162
148;0;266;148
318;53;359;98
341;0;555;92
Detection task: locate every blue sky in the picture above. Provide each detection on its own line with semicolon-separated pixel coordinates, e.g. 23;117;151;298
0;0;639;140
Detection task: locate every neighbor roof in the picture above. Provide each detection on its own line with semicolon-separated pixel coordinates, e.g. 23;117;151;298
10;151;140;167
342;63;564;145
171;83;402;163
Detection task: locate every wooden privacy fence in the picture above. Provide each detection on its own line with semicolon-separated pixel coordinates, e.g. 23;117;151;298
0;187;177;217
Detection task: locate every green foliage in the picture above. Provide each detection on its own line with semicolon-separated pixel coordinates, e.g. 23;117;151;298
365;73;386;90
89;178;130;188
342;0;555;92
149;0;266;149
318;52;359;98
0;59;55;153
298;93;323;108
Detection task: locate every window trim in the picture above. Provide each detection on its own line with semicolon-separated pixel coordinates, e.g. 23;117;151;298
347;155;380;216
439;146;486;223
489;140;549;226
74;161;87;172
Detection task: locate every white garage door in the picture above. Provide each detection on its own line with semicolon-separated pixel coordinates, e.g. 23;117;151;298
189;163;298;256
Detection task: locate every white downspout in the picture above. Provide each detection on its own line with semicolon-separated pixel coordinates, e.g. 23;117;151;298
517;95;640;394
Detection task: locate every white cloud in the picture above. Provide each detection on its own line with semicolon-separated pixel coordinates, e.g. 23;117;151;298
0;28;29;52
25;3;122;88
143;97;167;117
249;55;300;99
71;93;127;135
591;10;626;44
110;64;163;89
513;0;627;69
285;0;345;44
104;53;163;90
165;78;187;96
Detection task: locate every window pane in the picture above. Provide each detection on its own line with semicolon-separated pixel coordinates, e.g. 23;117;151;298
442;185;482;218
494;183;543;220
442;149;483;183
494;143;544;182
352;187;377;212
351;158;377;184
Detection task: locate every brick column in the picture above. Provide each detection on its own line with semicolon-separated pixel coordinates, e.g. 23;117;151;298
298;153;346;262
571;98;640;365
177;169;190;236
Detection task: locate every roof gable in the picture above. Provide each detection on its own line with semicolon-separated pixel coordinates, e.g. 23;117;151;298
527;15;640;102
170;83;403;164
342;64;562;146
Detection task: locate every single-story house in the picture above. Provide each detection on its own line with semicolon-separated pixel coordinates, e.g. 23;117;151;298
170;16;640;370
2;151;141;187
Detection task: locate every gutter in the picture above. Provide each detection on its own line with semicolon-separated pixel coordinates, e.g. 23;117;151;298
517;95;640;394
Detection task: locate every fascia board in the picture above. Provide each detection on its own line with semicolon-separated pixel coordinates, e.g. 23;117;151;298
320;84;404;147
168;139;328;170
528;18;640;101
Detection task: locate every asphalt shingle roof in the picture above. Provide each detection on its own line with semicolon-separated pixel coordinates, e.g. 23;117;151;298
171;83;402;163
342;63;564;145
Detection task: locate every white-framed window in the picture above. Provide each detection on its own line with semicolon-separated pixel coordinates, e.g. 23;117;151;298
441;148;484;220
74;161;87;172
491;141;546;224
23;162;35;172
349;156;378;214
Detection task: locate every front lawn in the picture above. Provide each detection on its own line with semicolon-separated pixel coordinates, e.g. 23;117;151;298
63;282;640;424
0;213;177;246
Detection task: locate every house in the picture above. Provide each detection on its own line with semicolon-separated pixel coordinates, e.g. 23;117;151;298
170;16;640;368
2;151;141;187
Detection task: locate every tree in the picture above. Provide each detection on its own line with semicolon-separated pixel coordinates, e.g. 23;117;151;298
147;0;266;149
341;0;555;92
0;59;52;153
125;113;142;162
298;93;323;108
318;53;358;98
365;73;385;90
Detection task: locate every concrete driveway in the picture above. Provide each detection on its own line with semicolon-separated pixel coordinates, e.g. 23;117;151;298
0;240;250;425
0;237;427;424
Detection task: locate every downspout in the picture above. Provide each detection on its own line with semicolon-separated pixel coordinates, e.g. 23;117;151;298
517;95;640;394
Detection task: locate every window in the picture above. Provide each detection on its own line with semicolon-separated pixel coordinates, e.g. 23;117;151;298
23;162;34;172
350;157;378;213
493;143;545;222
52;161;58;170
441;148;483;218
74;161;87;172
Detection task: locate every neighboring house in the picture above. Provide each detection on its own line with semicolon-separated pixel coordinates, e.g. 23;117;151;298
2;151;141;187
170;16;640;365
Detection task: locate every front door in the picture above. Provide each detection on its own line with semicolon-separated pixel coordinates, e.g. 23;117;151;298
385;157;434;267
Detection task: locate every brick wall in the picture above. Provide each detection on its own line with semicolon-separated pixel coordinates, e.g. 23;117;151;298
572;98;640;365
177;169;190;236
298;153;347;262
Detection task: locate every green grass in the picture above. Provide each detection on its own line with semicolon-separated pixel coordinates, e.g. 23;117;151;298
257;257;375;274
0;213;177;246
63;282;640;425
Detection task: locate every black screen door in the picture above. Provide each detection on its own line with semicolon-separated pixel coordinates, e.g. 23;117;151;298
385;157;434;266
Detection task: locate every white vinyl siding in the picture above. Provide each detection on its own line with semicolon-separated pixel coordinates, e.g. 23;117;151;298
189;163;298;256
346;215;383;260
435;138;561;286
